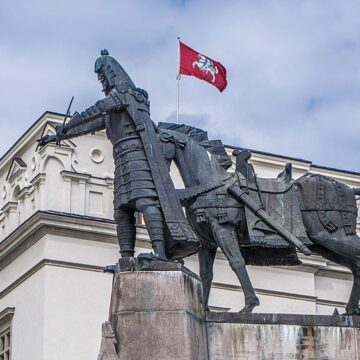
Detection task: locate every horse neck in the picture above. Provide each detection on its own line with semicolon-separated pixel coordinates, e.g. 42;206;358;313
174;138;227;187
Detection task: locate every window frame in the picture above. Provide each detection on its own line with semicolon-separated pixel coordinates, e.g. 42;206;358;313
0;308;14;360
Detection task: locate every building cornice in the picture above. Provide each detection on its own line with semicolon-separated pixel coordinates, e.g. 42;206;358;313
0;210;353;282
0;259;108;301
0;211;118;270
60;170;91;182
0;307;15;323
1;202;18;214
211;282;347;308
0;258;348;310
30;173;46;187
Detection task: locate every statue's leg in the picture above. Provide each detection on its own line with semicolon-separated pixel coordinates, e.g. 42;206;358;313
114;207;136;258
347;265;360;315
210;221;259;313
198;245;217;311
137;199;167;261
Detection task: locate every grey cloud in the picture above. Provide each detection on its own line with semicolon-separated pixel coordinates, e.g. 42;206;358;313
0;0;360;172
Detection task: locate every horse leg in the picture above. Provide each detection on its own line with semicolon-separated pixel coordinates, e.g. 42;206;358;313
314;245;360;315
347;265;360;315
211;221;259;313
198;245;217;311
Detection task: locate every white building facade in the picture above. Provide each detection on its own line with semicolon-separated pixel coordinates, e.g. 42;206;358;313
0;112;359;359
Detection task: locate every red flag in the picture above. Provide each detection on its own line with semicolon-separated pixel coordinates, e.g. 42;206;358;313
179;41;227;92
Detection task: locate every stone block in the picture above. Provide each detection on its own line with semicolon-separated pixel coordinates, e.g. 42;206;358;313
101;263;360;360
206;313;360;360
108;265;208;360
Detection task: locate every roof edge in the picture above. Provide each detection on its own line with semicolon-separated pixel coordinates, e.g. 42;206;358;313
225;144;313;165
0;111;66;168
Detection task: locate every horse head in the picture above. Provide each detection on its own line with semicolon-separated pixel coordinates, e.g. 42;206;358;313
158;122;231;187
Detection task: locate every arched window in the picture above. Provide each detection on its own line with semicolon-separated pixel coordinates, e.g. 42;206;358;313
12;185;21;201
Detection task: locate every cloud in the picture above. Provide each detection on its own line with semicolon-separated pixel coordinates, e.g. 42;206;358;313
0;0;360;171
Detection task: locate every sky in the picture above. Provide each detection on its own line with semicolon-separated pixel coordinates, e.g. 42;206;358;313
1;0;360;171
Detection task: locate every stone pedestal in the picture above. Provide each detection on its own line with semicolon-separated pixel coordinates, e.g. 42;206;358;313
107;260;208;360
99;258;360;360
206;313;360;360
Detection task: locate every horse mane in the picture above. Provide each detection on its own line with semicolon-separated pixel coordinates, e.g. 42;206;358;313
158;122;232;170
199;140;233;170
158;122;209;142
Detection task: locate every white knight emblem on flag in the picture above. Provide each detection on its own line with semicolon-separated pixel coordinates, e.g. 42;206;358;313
192;54;219;83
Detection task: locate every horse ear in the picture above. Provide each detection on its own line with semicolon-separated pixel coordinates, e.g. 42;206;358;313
159;132;176;160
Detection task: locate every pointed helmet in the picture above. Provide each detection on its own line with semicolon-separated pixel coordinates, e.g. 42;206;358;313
94;49;135;94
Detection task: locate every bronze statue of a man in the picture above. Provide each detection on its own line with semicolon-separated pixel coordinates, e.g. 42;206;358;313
38;50;199;260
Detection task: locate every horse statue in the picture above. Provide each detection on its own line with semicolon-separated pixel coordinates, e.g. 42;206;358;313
158;122;360;315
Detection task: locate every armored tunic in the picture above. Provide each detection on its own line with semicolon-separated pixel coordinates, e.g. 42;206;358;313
112;114;157;208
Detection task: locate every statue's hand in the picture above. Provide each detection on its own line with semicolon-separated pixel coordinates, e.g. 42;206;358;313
55;124;66;137
36;134;57;148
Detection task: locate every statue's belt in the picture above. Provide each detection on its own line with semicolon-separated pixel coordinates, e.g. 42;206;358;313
113;136;143;157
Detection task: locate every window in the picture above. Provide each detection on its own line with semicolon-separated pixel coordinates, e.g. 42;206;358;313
0;328;10;360
0;308;14;360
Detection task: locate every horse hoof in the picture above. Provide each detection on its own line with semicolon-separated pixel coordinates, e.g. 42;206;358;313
239;299;259;314
345;307;360;316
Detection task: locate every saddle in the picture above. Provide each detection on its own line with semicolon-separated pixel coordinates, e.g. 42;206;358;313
233;150;311;249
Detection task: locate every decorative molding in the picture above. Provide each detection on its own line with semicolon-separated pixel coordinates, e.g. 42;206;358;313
208;306;231;312
0;210;153;271
0;307;15;334
0;307;15;323
315;269;353;281
0;258;347;311
212;282;318;303
16;186;31;200
30;173;46;187
0;259;109;301
0;202;17;214
90;148;104;164
316;298;347;308
0;210;355;286
6;157;27;182
211;282;347;309
60;170;91;182
0;211;116;270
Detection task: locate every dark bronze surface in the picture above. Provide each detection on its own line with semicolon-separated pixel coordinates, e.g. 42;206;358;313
37;52;360;317
37;51;199;261
158;123;360;316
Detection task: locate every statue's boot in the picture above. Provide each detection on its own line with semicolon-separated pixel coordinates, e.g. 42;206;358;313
115;208;136;258
143;206;168;261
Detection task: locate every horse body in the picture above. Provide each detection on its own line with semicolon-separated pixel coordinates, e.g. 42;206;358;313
159;123;360;315
161;126;259;312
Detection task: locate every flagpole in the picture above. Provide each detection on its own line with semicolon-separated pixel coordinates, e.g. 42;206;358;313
176;36;181;124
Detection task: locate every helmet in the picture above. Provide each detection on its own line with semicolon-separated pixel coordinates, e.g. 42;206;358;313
94;49;135;94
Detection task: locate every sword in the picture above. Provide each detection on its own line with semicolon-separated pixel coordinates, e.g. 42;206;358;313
57;96;74;146
228;181;312;256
